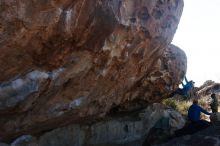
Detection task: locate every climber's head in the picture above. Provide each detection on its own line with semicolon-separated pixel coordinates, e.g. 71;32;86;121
193;99;198;104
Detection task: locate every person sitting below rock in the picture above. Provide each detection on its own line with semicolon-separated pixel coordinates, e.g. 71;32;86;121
210;93;218;113
187;99;211;132
175;99;211;137
188;99;211;122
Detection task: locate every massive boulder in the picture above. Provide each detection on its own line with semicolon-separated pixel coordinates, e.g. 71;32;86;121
0;0;186;142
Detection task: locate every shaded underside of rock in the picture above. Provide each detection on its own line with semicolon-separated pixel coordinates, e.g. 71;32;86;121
1;103;185;146
0;0;185;142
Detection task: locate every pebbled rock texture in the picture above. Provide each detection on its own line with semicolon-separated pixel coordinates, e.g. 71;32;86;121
0;0;185;142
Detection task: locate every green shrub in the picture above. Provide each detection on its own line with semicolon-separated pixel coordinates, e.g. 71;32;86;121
162;98;177;110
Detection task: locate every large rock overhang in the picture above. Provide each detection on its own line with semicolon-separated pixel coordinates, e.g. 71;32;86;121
0;0;186;142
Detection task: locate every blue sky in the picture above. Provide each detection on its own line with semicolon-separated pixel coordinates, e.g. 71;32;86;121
172;0;220;86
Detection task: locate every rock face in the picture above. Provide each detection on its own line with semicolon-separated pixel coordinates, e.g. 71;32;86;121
156;125;220;146
0;0;186;142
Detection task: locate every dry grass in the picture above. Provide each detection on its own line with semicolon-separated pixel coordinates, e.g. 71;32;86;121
162;98;210;116
162;98;191;115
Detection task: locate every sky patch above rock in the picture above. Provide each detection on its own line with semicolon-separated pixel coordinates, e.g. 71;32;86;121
173;0;220;86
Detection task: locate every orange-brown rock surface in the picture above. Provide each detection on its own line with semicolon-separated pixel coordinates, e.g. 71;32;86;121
0;0;186;142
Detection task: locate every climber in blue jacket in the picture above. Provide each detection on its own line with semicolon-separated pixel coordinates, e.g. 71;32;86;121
181;77;194;97
170;77;195;97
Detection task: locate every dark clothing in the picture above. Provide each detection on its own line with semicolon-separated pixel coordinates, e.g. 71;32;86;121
188;104;211;122
212;108;218;113
181;81;194;96
175;103;211;137
210;96;218;113
175;120;211;137
172;80;194;97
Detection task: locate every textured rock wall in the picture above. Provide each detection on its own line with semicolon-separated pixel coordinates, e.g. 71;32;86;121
0;0;185;142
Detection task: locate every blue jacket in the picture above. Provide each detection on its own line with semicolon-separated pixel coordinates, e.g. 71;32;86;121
188;104;211;122
182;82;193;95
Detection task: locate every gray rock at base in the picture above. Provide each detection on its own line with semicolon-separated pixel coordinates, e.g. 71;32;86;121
8;103;185;146
89;120;144;145
39;125;85;146
11;135;38;146
0;142;9;146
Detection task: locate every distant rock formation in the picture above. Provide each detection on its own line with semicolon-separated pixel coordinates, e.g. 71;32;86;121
197;80;220;97
0;0;185;142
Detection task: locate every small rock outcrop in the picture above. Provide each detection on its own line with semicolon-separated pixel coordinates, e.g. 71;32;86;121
0;0;186;143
